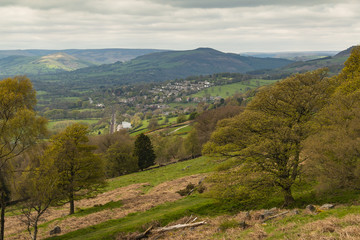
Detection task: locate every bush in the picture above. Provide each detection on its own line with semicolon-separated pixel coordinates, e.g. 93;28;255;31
219;219;239;231
176;183;196;196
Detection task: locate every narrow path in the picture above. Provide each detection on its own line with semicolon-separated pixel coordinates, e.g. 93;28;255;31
168;124;189;135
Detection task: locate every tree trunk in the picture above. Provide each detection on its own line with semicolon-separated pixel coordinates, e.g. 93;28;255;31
282;187;295;207
69;192;74;215
0;191;6;240
33;221;38;240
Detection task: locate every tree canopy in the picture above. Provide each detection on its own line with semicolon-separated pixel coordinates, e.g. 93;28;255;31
304;46;360;192
134;133;155;170
0;76;47;240
46;123;106;214
204;68;334;206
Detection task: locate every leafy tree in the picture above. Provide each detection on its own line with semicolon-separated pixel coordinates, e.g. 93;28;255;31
148;118;159;130
46;123;106;215
89;130;130;154
105;141;138;177
17;151;61;240
151;134;185;164
184;129;201;158
0;76;47;240
304;46;360;193
204;69;333;207
188;112;198;120
177;114;187;123
134;133;155;170
195;105;243;147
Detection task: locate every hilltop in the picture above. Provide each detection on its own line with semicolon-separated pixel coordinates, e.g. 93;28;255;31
0;48;164;64
0;53;95;76
33;48;293;86
253;46;355;77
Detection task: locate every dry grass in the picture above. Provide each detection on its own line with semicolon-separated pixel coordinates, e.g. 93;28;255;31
279;214;360;240
7;174;203;240
129;209;360;240
141;210;268;240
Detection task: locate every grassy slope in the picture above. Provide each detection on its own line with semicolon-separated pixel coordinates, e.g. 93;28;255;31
107;156;216;191
43;156;219;240
37;154;360;240
48;196;216;240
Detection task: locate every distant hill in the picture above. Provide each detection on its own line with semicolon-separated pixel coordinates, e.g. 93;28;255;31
278;47;353;75
63;49;165;64
242;51;338;61
0;53;95;76
250;46;356;78
35;48;293;86
0;48;164;64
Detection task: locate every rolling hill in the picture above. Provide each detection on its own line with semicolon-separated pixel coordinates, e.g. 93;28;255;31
34;48;294;87
0;48;164;64
242;51;338;61
253;46;355;77
0;53;95;76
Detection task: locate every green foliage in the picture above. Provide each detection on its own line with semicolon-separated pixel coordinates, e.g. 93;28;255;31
183;129;201;158
195;105;243;147
0;76;48;162
188;112;198;120
134;133;156;170
105;141;138;178
176;114;187;123
147;118;159;130
0;76;48;240
46;123;106;214
303;46;360;194
16;147;62;240
0;76;47;191
176;183;196;196
204;69;334;207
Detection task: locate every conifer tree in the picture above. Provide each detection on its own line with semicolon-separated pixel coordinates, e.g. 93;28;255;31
134;133;155;170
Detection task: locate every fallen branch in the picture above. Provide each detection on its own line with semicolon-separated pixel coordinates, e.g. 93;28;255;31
184;215;193;224
262;211;289;222
154;221;206;233
134;226;153;240
189;217;198;223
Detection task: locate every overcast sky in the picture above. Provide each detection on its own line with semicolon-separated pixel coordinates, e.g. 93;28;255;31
0;0;359;52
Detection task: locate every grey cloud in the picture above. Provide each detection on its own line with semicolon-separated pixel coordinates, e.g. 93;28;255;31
0;0;353;11
147;0;351;8
0;0;358;51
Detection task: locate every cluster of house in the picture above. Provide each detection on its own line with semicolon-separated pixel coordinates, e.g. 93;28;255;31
149;80;213;98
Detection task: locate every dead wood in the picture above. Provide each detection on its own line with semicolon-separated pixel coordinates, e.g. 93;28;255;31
262;211;289;222
134;226;153;240
153;221;206;233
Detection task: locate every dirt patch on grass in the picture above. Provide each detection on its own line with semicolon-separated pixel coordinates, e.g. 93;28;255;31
128;209;360;240
7;174;203;240
134;211;264;240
